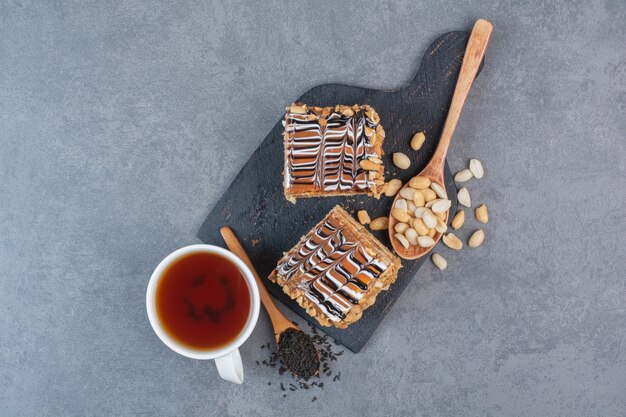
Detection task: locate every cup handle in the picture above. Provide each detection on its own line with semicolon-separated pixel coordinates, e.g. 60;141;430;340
215;349;244;384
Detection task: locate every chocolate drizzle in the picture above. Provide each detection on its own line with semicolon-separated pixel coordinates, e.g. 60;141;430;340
284;106;379;195
275;211;389;322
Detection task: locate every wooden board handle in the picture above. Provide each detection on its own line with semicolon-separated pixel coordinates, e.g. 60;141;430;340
430;19;493;167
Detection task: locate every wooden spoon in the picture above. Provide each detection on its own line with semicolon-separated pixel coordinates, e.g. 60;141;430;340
220;226;320;377
388;19;493;260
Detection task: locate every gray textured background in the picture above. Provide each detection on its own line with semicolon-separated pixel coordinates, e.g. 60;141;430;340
1;1;625;416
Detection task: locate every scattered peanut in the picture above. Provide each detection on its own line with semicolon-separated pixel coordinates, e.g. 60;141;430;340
369;216;389;230
410;131;426;150
442;233;463;250
454;169;474;183
475;204;489;224
393;152;411;170
357;210;371;225
457;187;471;208
469;159;484;179
468;229;485;248
431;253;447;270
451;210;465;230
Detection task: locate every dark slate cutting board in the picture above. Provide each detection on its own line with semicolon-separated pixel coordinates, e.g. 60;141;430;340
199;31;475;353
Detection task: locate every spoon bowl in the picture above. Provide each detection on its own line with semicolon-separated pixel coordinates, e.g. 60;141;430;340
388;19;492;259
388;170;449;260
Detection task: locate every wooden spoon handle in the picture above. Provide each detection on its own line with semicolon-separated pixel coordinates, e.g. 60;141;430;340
430;19;493;168
220;227;294;334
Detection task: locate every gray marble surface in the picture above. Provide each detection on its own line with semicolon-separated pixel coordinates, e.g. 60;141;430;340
1;1;625;416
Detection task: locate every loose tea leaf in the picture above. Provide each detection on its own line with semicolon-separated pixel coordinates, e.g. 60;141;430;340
278;328;319;380
257;321;345;397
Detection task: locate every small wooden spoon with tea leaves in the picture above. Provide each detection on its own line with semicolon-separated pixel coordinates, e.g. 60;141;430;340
220;227;320;379
388;19;493;260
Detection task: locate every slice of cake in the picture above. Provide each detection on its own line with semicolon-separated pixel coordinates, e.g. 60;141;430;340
269;206;401;328
282;103;386;203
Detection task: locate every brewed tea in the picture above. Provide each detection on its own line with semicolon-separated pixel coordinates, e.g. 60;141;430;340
155;251;251;351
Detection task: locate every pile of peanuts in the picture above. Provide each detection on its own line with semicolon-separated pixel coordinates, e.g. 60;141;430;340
388;176;451;249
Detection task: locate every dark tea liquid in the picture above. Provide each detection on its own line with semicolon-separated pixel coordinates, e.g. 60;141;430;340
155;251;251;351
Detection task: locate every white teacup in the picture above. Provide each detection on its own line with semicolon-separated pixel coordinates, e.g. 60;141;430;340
146;244;260;384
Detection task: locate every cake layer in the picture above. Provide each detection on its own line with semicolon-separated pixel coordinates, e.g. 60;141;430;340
269;206;401;328
283;103;386;202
